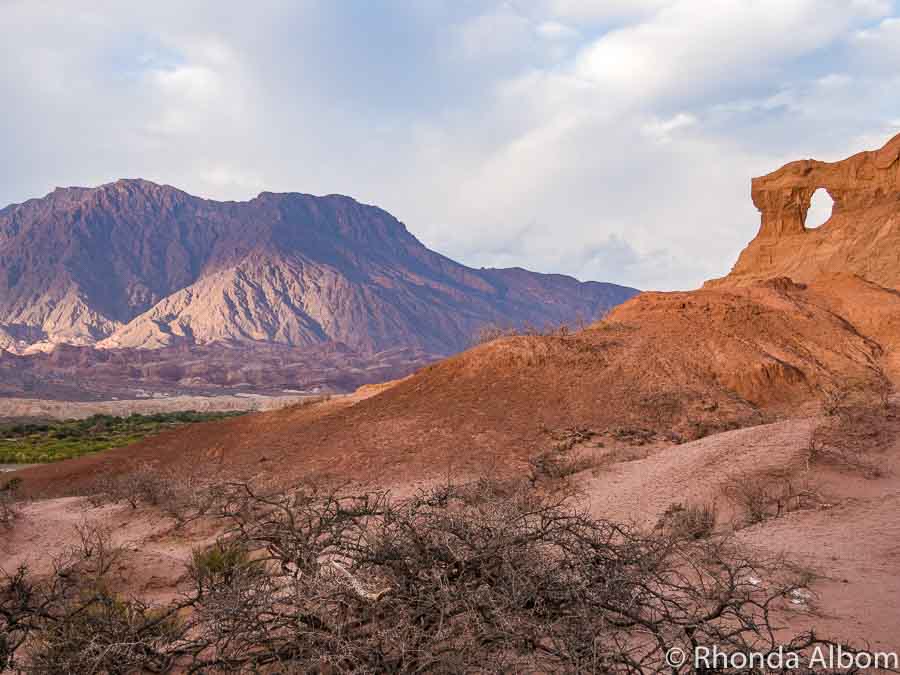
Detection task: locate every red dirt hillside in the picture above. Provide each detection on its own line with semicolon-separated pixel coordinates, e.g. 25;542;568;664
15;277;890;496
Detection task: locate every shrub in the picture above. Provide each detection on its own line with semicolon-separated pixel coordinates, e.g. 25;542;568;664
527;446;595;483
821;376;892;416
806;398;897;478
0;477;22;528
2;478;860;673
26;590;184;674
655;501;717;539
90;463;218;524
180;479;847;673
189;540;252;595
95;462;173;510
725;474;818;526
472;321;576;346
67;520;123;580
527;427;598;483
1;543;183;673
0;411;244;464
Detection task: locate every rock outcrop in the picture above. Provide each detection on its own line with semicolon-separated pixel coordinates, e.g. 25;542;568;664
708;132;900;288
753;133;900;238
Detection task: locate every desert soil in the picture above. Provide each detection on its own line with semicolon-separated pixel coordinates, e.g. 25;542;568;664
4;400;900;648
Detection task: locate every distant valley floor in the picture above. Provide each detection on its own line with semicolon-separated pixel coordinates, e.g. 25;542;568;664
0;393;320;422
0;341;436;401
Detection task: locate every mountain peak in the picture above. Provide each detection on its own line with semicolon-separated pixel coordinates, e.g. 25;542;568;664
105;177;176;191
50;177;177;196
0;181;638;355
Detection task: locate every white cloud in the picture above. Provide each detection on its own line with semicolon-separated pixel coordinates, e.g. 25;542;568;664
200;165;267;193
710;90;798;115
535;20;578;40
571;0;887;106
1;0;898;292
544;0;672;23
851;15;900;66
454;6;531;60
641;112;697;142
816;73;852;88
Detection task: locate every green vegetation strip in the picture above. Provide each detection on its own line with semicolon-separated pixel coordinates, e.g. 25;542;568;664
0;411;244;464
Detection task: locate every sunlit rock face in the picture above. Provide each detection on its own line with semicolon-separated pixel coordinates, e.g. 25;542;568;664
708;133;900;290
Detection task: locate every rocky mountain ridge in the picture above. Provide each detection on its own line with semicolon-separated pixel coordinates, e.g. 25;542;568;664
0;180;636;357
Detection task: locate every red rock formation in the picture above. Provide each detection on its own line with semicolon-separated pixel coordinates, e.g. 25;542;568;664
709;133;900;288
753;133;900;238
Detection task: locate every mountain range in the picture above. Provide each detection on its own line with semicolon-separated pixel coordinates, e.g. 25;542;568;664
0;179;637;399
0;180;635;394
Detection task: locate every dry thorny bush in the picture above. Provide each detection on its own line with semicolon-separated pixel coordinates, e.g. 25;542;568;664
725;472;821;527
1;475;869;674
1;478;22;529
472;318;589;346
528;427;598;485
66;520;124;581
724;380;897;527
807;387;898;479
86;462;222;526
654;501;718;540
820;376;891;417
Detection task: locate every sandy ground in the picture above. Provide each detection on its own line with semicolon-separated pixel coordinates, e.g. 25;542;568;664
567;413;900;648
1;497;218;607
580;418;818;527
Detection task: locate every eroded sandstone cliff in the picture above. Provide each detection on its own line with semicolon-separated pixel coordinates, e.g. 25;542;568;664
708;132;900;289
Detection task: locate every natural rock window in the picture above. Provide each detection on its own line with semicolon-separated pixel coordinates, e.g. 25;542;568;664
805;188;834;229
749;133;900;239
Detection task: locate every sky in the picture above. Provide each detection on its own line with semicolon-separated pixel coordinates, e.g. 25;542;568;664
2;0;899;290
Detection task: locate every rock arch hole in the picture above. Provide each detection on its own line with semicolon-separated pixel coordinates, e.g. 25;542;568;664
805;188;834;229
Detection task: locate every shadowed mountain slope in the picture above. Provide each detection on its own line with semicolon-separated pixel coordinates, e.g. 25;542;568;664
0;179;636;355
